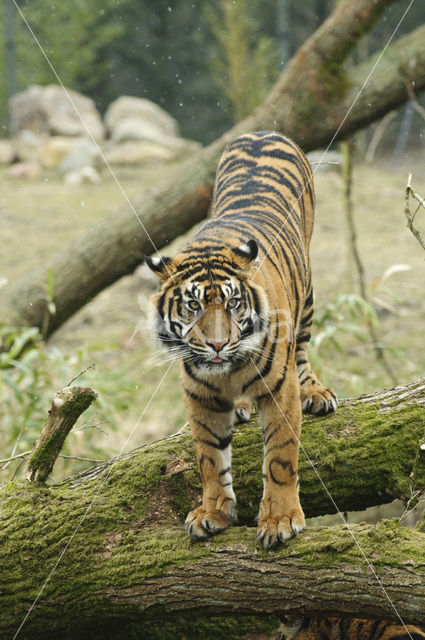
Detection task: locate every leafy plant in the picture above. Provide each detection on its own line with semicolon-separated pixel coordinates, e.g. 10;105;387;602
0;325;135;483
310;293;380;394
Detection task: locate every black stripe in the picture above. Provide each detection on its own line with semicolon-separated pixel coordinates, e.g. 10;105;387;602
184;388;233;413
184;362;220;393
268;458;296;486
196;435;233;450
199;453;215;468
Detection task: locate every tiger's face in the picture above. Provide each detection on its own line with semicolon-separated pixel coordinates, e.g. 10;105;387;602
146;241;269;374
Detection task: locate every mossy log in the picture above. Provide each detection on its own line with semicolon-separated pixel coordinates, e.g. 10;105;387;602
4;0;425;338
1;380;425;639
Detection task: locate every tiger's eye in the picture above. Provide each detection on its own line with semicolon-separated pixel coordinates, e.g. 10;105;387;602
227;298;240;309
187;300;201;312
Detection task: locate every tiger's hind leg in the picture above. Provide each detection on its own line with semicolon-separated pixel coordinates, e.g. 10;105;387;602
296;282;337;416
235;396;252;423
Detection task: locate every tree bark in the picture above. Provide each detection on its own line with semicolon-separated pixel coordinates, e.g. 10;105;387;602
3;0;425;337
1;380;425;639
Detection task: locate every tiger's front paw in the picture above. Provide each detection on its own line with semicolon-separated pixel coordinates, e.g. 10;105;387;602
257;509;305;549
301;386;337;416
184;502;237;541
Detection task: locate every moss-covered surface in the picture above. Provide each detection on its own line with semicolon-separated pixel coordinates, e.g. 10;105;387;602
2;382;425;637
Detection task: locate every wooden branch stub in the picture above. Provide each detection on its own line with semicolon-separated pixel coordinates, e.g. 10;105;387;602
26;386;97;483
404;173;425;252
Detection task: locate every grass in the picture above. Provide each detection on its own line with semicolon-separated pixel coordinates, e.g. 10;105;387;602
0;154;424;481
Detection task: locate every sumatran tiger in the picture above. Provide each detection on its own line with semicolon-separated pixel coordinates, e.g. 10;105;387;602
280;615;425;639
146;131;337;548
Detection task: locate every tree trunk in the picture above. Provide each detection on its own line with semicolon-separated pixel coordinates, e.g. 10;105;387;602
3;0;425;338
2;379;425;639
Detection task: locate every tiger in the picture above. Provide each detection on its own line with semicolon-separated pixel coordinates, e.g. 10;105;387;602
280;615;425;639
146;131;337;548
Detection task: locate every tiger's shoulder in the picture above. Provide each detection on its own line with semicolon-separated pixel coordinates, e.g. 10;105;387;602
280;616;425;639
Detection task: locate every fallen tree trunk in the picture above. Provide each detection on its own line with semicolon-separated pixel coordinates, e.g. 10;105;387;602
1;379;425;639
3;0;425;337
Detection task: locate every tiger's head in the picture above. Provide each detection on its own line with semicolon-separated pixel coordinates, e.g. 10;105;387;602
146;239;269;374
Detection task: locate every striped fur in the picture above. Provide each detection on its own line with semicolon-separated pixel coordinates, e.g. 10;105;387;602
280;615;425;639
147;131;336;548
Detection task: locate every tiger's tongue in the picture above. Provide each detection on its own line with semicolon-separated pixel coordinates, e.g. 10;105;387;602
211;356;223;363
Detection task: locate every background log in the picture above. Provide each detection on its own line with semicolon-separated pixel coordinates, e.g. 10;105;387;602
1;379;425;638
4;0;425;337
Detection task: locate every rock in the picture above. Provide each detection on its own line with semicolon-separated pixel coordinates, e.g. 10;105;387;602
165;137;202;158
64;166;101;185
104;96;179;142
6;161;42;179
59;137;101;173
14;130;47;162
0;140;15;164
10;84;105;141
110;117;173;145
104;140;175;166
307;150;342;171
39;136;79;169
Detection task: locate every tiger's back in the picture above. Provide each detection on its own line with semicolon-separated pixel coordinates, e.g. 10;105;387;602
280;616;425;640
211;130;315;262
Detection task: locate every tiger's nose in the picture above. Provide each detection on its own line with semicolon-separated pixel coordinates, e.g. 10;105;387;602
207;340;228;352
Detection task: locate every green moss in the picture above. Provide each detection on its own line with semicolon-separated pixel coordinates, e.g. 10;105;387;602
2;388;425;637
27;431;66;472
60;389;97;417
317;59;351;103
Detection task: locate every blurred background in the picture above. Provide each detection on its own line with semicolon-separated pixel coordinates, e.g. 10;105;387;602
0;0;424;494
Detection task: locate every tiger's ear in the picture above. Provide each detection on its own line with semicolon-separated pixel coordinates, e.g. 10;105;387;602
231;239;258;269
145;255;174;281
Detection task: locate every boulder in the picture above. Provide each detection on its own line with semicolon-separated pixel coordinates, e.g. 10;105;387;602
103;140;175;166
165;137;202;158
6;161;42;180
64;166;101;185
59;137;101;173
9;85;105;141
104;96;179;143
39;136;79;169
14;130;47;162
307;150;342;171
0;140;15;164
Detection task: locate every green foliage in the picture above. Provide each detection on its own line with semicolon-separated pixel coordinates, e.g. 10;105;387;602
13;0;125;95
310;293;380;394
205;0;279;122
0;325;136;484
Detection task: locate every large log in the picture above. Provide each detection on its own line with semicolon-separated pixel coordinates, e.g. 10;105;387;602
2;379;425;639
4;0;425;337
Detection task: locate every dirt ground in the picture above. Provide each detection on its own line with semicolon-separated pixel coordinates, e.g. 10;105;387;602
1;152;424;462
